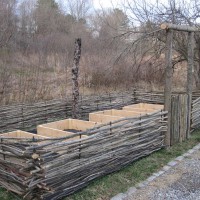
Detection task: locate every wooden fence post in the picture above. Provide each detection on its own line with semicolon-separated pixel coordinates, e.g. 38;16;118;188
164;29;173;147
133;89;137;103
21;106;25;130
179;94;188;142
171;94;188;145
186;32;194;138
72;38;81;119
170;95;178;145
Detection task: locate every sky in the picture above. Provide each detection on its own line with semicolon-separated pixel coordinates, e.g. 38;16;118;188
93;0;122;9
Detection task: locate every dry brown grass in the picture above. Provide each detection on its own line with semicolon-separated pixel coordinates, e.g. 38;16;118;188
0;51;189;105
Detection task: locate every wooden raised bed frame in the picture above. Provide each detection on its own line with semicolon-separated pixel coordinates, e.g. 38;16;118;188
123;103;164;111
0;130;48;139
0;130;49;169
37;119;99;138
89;112;123;123
89;109;150;123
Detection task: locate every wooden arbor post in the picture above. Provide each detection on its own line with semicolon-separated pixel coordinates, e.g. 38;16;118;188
163;29;173;147
72;38;81;119
187;32;194;138
161;23;197;146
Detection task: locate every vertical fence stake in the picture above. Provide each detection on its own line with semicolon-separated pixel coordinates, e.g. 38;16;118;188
80;94;83;119
72;38;81;119
21;106;25;130
133;89;137;103
1;138;5;160
45;101;48;123
164;29;173;147
109;93;112;109
79;134;82;159
186;32;194;138
110;122;112;135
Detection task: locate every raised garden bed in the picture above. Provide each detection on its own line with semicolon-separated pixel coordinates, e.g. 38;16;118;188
123;103;164;111
0;104;167;200
0;130;48;139
37;119;99;138
89;108;156;123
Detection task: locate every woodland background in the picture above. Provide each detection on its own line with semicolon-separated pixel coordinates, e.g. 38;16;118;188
1;0;200;105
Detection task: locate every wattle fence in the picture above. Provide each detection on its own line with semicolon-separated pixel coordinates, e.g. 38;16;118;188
0;92;134;133
1;90;200;138
135;90;200;145
134;90;200;104
192;96;200;129
0;110;167;200
1;90;200;199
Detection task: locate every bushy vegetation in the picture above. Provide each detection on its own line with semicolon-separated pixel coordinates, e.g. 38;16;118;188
1;0;200;105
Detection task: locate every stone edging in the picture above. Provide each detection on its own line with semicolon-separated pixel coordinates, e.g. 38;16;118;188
110;143;200;200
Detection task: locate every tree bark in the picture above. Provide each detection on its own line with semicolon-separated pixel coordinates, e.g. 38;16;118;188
198;42;200;89
161;23;199;32
194;35;200;89
186;32;194;138
164;29;173;147
72;38;81;119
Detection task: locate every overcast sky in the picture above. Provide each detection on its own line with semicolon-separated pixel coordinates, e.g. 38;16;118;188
93;0;122;9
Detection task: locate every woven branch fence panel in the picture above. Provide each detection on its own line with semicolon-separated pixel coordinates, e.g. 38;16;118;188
135;90;200;104
134;91;165;104
135;91;197;145
0;92;134;133
192;96;200;129
2;89;200;134
0;110;167;200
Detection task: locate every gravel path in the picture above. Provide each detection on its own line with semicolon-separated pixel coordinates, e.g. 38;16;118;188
124;146;200;200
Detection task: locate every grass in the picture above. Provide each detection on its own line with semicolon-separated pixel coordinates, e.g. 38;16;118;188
0;188;20;200
1;130;200;200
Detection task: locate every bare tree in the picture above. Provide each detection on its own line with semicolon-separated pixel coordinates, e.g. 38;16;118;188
119;0;200;89
65;0;92;21
4;0;198;104
0;0;17;48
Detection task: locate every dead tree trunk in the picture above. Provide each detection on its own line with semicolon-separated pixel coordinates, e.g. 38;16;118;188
197;39;200;88
194;35;200;89
186;32;194;138
72;38;81;119
164;29;173;147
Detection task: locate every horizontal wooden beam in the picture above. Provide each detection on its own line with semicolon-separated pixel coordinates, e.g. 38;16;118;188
161;23;199;32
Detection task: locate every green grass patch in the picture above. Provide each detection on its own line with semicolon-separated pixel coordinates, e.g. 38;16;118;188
0;188;20;200
1;130;200;200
